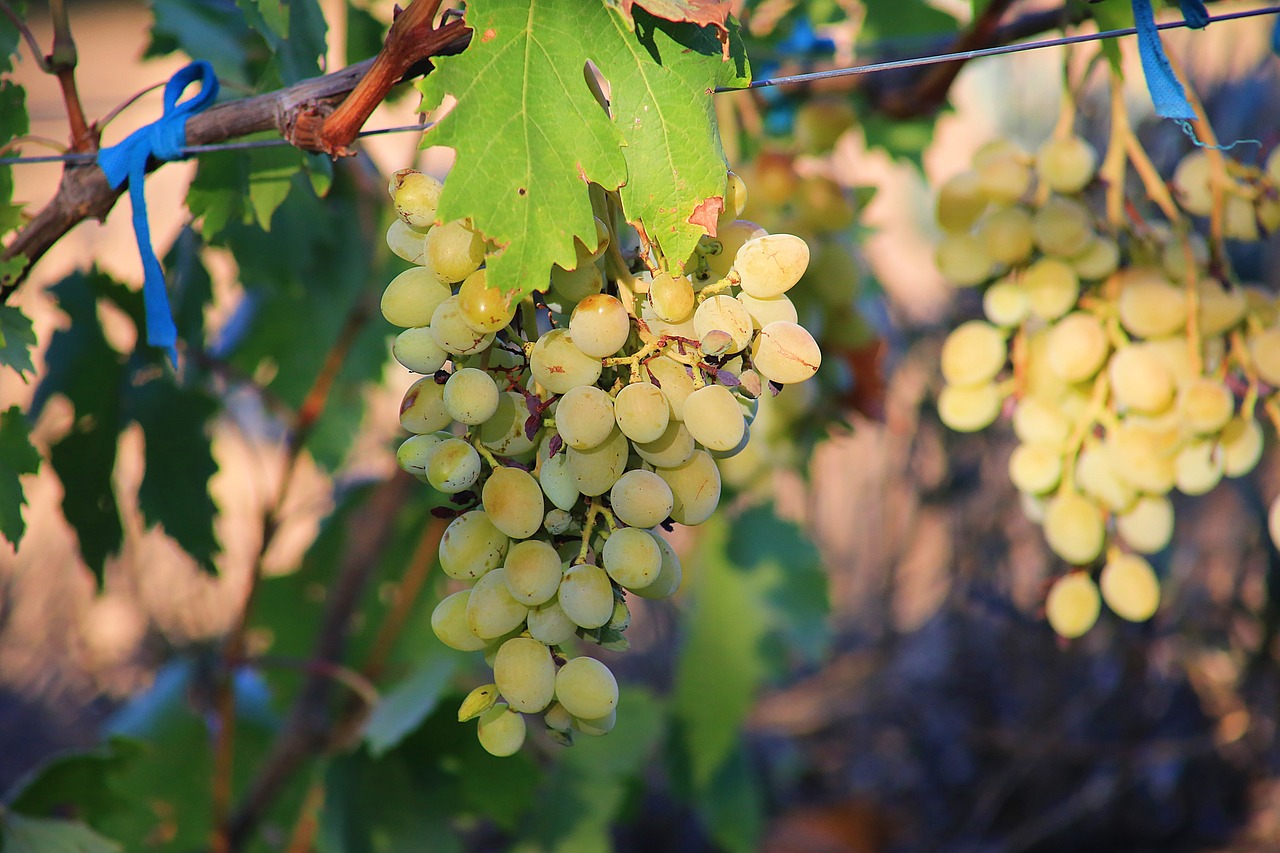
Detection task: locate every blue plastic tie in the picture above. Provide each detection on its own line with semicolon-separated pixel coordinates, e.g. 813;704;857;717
97;61;219;366
1132;0;1198;121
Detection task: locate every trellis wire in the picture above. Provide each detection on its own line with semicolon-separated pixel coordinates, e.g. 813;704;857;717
0;3;1277;168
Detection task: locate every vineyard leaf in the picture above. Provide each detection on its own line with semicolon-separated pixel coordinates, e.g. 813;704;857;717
125;381;220;574
1087;1;1131;70
147;0;254;87
419;0;747;300
8;738;142;827
187;151;250;240
247;147;305;230
860;0;958;38
0;304;36;377
0;405;38;546
236;0;288;40
0;813;121;853
612;0;732;33
364;648;459;757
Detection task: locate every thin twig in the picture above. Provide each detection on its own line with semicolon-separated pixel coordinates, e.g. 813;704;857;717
0;0;51;72
94;80;168;134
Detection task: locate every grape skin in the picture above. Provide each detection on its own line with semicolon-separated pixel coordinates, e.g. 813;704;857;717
1043;492;1105;565
609;469;675;529
477;704;526;757
1045;572;1101;638
752;321;822;385
467;568;529;639
940;320;1007;386
483;467;545;540
734;234;810;298
682;384;746;452
382;266;452;328
493;637;555;713
1099;554;1160;622
614;382;670;444
601;527;662;590
555;657;619;720
502;539;563;605
558;564;613;629
570;294;631;358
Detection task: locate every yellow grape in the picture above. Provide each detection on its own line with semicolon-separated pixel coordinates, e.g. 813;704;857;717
565;427;629;496
1117;269;1187;339
1175;439;1224;496
1223;194;1259;241
439;510;510;580
466;568;529;639
1012;397;1071;448
751;321;822;385
683;384;746;452
1032;197;1093;258
1075;444;1137;513
431;590;488;651
738;292;799;331
979;206;1035;266
649;272;696;322
573;709;617;737
935;171;988;233
693;295;753;353
457;269;516;334
1045;572;1101;638
393;327;449;375
554;657;618;720
382;266;452;328
1116;495;1174;554
476;704;526;757
613;381;670;444
724;171;748;218
634;420;696;468
550;260;605;303
703;220;768;280
982;279;1029;327
478;392;540;457
390;169;443;230
483;467;545;540
493;637;555;713
1070;237;1120;281
1020;258;1079;321
556;385;617;451
1035;135;1097;194
1195;279;1246;336
1043;492;1105;565
1046;312;1108;383
397;433;445;482
1108;344;1175;414
503;539;564;605
1248;327;1280;386
1008;443;1063;495
935;233;994;287
400;376;452;434
426;438;482;494
609;469;675;528
1221;416;1263;477
1177;378;1235;434
527;598;577;644
601;527;662;590
628;530;683;599
1173;151;1213;215
569;294;631;358
1099;554;1160;622
655;449;722;526
1105;423;1179;495
386;219;427;264
937;382;1002;433
530;329;602;394
443;367;500;425
734;234;810;298
976;155;1032;204
431;296;495;356
425;218;486;283
558;563;613;629
940;320;1007;386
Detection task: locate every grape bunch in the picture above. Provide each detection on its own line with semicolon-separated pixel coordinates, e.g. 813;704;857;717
931;134;1280;639
383;169;822;755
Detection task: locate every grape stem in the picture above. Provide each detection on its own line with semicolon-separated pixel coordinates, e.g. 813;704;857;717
1061;370;1111;493
695;271;741;302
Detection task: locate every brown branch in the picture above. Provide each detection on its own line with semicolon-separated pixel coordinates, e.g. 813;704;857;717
47;0;92;151
0;25;472;301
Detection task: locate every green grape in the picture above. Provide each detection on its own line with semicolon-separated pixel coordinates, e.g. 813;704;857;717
1172;151;1213;215
554;657;618;720
937;382;1002;432
479;392;541;457
979;205;1035;266
792;97;856;154
642;302;699;353
1070;237;1120;281
1117;269;1187;339
751;320;822;385
935;170;988;233
565;426;629;496
391;169;443;230
1106;423;1178;495
649;272;696;322
634;420;696;468
655;449;721;526
425;218;486;282
1116;495;1174;554
482;466;545;540
493;637;556;713
431;296;496;356
457;269;517;333
393;327;449;374
1046;311;1108;383
1223;194;1259;241
1045;572;1101;638
1175;439;1224;495
476;704;526;757
528;598;577;644
1245;286;1277;326
1020;258;1079;321
467;568;528;639
976;152;1032;204
629;530;683;599
1144;336;1199;387
1043;492;1105;565
1196;278;1247;336
381;266;452;328
738;292;799;330
1249;327;1280;386
694;295;753;353
502;539;563;606
1159;231;1208;281
1099;553;1160;622
940;320;1007;386
703;220;768;280
645;356;695;420
601;527;662;590
530;329;602;394
431;590;488;651
983;279;1029;327
1032;197;1093;258
934;233;993;287
537;437;580;511
724;171;748;219
734;234;810;298
614;382;671;444
396;433;446;482
1012;397;1071;448
569;294;631;358
1075;443;1137;513
573;709;617;737
550;260;605;303
1109;344;1175;414
426;438;481;494
1177;377;1235;434
1008;443;1062;495
558;563;613;629
543;701;573;737
556;385;617;451
1270;494;1280;551
1221;416;1263;477
440;510;510;580
444;367;500;425
682;385;746;452
400;376;453;434
609;469;675;528
1034;135;1097;193
386;219;428;264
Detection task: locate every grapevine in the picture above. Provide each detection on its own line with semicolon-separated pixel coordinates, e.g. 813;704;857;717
383;168;822;754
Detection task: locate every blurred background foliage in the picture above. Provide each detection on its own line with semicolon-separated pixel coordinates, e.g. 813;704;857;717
1;0;1280;851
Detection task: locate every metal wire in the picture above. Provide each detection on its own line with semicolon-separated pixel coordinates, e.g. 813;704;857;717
0;3;1277;167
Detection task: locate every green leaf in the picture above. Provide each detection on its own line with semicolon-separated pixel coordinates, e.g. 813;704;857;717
860;0;959;39
247;146;305;230
0;813;121;853
236;0;288;40
7;738;142;827
531;687;665;851
0;405;38;547
364;651;460;757
696;742;764;853
146;0;253;87
125;382;221;574
0;305;37;378
187;151;250;240
858;107;938;169
1088;1;1131;70
345;3;387;68
419;0;748;300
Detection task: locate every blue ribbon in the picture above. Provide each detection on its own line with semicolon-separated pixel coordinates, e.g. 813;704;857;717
1131;0;1199;121
98;61;219;366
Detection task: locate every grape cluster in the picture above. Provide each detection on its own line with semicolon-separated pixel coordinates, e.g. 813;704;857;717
383;169;822;755
931;135;1280;638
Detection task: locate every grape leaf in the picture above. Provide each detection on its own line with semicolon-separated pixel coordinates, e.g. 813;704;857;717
611;0;733;34
418;0;748;300
0;813;121;853
0;405;38;546
236;0;288;40
860;0;959;38
0;304;36;377
364;649;459;757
